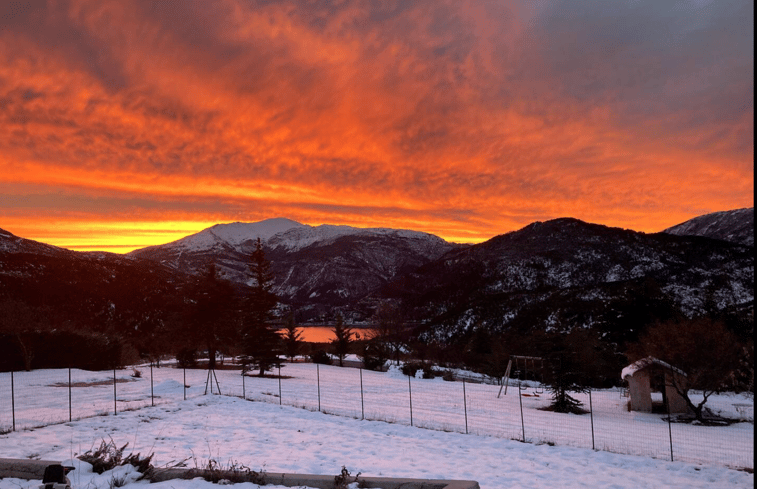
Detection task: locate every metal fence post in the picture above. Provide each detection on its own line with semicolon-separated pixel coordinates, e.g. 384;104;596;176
317;364;321;412
183;368;187;401
242;369;246;400
518;381;525;442
278;365;282;405
360;368;365;420
463;380;468;434
150;363;154;407
589;389;595;450
68;367;72;422
11;371;15;432
113;368;117;415
666;395;674;462
408;375;414;427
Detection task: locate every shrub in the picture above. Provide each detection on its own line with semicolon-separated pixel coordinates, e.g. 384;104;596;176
401;362;424;377
78;439;154;477
360;341;389;371
334;466;361;489
176;348;198;368
442;370;456;382
310;349;332;365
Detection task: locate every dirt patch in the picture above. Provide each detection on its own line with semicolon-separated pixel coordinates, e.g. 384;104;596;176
243;373;294;380
48;378;138;388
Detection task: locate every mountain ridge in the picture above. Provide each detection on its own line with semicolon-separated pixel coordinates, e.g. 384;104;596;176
663;207;753;246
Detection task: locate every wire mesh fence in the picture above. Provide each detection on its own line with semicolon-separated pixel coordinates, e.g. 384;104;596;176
0;364;208;431
1;362;753;471
229;363;754;471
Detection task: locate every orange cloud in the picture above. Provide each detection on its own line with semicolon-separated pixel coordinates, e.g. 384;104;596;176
0;0;752;252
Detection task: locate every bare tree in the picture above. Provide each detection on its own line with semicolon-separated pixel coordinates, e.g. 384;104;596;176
631;317;744;422
370;302;408;366
0;299;49;371
188;263;238;370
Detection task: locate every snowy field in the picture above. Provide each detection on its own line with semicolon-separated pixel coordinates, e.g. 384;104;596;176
0;363;753;489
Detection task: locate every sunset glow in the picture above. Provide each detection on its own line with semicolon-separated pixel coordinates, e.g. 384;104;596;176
1;0;753;252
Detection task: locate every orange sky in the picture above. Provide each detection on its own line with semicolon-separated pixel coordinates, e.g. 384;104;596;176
1;0;753;252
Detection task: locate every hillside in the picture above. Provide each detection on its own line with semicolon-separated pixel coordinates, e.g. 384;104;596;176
664;207;753;246
128;219;459;319
387;218;753;351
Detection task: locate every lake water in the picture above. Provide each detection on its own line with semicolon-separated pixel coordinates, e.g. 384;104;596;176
280;326;372;343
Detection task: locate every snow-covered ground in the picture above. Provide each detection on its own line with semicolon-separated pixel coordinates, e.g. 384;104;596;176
0;364;753;489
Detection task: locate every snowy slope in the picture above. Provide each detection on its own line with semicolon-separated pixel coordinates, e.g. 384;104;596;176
126;219;459;317
268;223;448;252
135;218;306;254
0;367;753;489
664;207;754;246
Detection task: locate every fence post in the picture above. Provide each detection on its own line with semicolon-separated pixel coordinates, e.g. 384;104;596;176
278;365;282;405
183;368;187;401
408;375;414;427
463;380;468;435
11;371;15;432
518;381;525;442
68;367;72;422
360;368;365;420
150;363;154;407
589;389;595;450
113;368;117;415
666;395;674;462
317;364;321;412
242;369;245;400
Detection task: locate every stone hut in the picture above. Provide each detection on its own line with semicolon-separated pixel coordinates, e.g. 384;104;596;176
621;357;690;413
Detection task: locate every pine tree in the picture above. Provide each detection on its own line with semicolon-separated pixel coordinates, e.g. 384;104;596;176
241;238;281;376
282;313;303;362
189;263;238;371
330;314;353;367
547;354;588;414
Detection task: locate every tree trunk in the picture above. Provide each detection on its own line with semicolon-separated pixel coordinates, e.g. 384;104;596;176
14;333;33;371
208;345;217;370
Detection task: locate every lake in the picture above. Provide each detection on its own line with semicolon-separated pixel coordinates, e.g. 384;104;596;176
280;326;373;343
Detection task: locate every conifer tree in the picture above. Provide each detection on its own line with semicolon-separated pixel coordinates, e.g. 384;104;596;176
241;238;281;376
330;314;353;367
282;313;303;362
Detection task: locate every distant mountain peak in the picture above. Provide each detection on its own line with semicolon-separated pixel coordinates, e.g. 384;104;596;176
133;218;306;253
664;207;754;246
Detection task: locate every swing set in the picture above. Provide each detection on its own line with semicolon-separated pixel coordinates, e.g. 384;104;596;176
497;355;545;398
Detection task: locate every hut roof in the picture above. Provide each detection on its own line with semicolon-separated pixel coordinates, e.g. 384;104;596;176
621;356;687;380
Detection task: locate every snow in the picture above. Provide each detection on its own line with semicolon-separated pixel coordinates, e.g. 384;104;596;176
0;365;753;489
129;218;446;257
621;357;687;380
268;224;442;252
138;219;306;253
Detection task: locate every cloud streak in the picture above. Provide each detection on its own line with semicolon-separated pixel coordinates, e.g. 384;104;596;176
0;0;753;251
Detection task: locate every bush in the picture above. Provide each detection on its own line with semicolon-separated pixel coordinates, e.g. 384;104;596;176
176;348;198;368
360;341;389;371
401;362;425;377
310;349;332;365
442;370;456;381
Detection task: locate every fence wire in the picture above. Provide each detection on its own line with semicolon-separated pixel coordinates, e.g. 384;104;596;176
1;363;753;471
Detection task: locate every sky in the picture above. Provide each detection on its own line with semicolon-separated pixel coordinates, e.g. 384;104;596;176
0;0;753;252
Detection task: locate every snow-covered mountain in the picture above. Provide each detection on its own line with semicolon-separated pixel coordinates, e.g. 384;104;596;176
2;209;752;346
127;219;460;318
393;217;753;349
140;218;306;253
664;207;753;246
